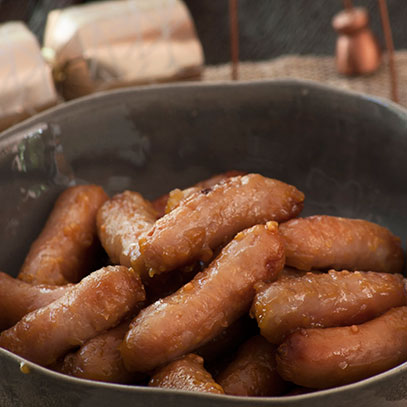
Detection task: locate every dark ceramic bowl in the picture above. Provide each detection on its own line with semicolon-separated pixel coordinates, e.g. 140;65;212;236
1;80;407;407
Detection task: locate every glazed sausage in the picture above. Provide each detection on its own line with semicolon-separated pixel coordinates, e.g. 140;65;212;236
149;354;224;394
164;170;247;214
96;191;199;296
276;306;407;389
151;171;245;217
195;316;257;364
276;266;309;279
217;335;287;397
18;185;108;285
60;321;145;384
144;265;201;304
121;222;285;372
96;191;157;280
252;270;407;344
139;174;303;275
0;272;72;331
150;194;168;219
0;266;145;366
279;215;404;273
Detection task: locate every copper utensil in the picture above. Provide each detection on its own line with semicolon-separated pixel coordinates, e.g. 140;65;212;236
332;7;381;76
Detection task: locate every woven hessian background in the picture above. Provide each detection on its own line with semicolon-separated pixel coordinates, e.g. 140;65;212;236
204;51;407;108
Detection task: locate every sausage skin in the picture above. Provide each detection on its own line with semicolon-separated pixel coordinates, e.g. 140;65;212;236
0;272;72;331
140;174;303;275
121;222;285;372
279;216;404;273
60;321;145;384
0;266;145;366
252;270;407;344
96;191;157;280
149;354;224;394
151;171;245;217
276;306;407;389
217;335;287;397
195;316;257;364
164;170;247;214
18;185;108;285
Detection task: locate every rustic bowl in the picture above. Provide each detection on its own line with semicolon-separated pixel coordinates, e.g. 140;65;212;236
0;80;406;407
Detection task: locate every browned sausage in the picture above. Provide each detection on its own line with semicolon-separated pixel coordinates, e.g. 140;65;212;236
164;186;202;214
96;191;200;296
144;264;201;304
193;171;245;188
252;270;407;344
149;354;224;394
151;171;246;217
164;170;247;214
195;316;257;364
217;335;287;397
276;306;407;389
139;174;303;275
276;266;309;279
0;266;145;366
279;215;404;273
150;194;169;219
96;191;157;280
18;185;108;285
60;321;145;384
0;272;72;331
121;222;285;372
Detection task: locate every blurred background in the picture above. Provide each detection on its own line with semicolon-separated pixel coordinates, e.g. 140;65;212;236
1;0;406;62
0;0;406;131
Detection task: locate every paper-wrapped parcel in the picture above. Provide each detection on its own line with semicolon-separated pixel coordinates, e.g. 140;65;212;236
43;0;204;99
0;22;58;131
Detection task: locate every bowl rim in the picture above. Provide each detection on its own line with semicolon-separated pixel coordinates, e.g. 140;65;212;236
1;78;407;404
2;346;407;404
1;78;407;140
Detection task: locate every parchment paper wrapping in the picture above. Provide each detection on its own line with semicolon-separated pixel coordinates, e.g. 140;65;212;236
0;22;58;132
43;0;204;100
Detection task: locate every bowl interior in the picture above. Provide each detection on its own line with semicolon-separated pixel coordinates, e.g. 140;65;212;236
0;80;407;406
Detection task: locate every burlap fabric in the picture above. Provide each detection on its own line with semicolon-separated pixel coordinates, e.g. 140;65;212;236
204;51;407;108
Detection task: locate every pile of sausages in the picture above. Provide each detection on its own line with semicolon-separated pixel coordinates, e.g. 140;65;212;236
0;172;405;397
